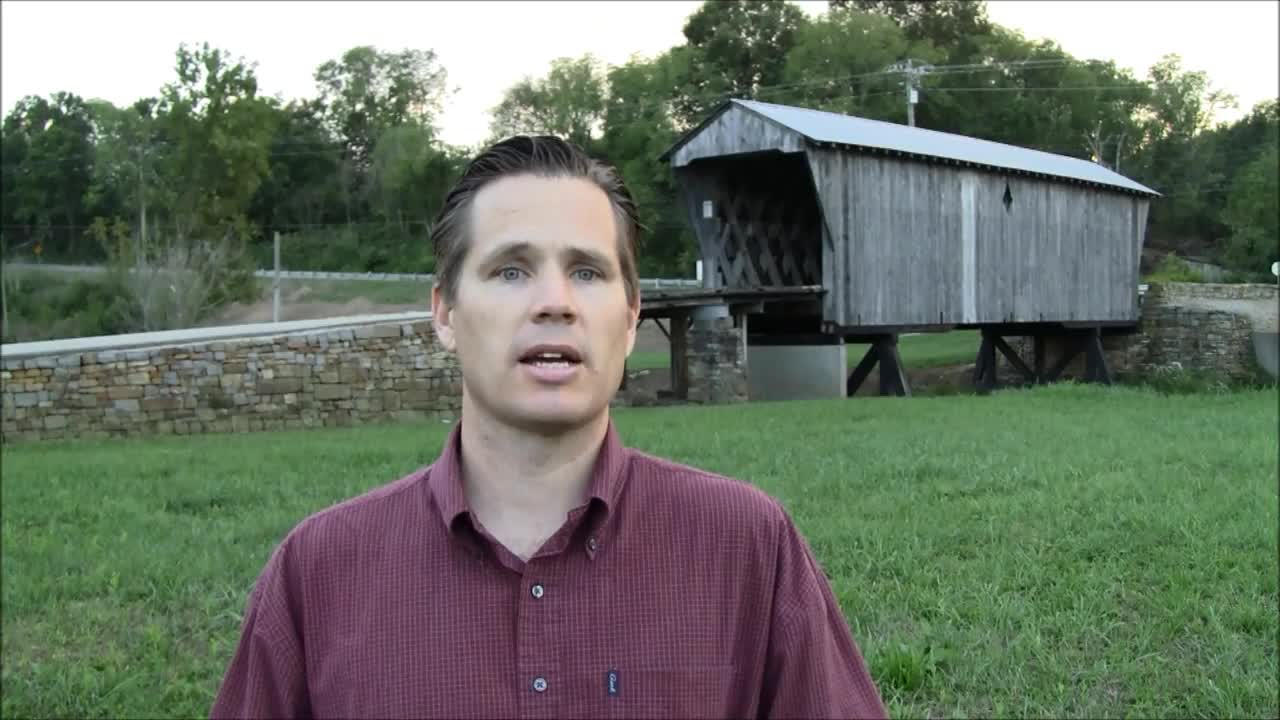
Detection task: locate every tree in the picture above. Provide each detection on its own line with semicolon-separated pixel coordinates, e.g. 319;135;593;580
601;51;697;276
0;112;30;254
314;46;451;167
780;6;932;120
833;0;992;62
1;92;96;260
248;98;345;232
84;98;163;253
1219;117;1278;273
488;55;608;149
310;45;453;256
127;42;281;307
672;0;809;127
151;42;280;244
1129;54;1238;251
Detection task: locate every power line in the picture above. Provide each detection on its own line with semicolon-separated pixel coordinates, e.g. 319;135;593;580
927;85;1153;93
606;58;1125;121
0;220;435;232
15;131;1258;173
3;58;1163;160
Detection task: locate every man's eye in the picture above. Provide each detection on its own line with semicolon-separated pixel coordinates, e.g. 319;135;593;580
573;268;600;282
498;267;525;281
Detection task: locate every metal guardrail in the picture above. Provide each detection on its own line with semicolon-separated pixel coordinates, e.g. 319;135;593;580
1;312;433;361
3;262;702;289
249;269;703;289
4;262;1149;294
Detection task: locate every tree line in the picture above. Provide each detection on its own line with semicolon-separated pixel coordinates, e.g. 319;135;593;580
2;0;1276;291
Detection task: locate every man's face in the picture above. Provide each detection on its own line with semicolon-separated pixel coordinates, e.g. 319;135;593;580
432;173;639;434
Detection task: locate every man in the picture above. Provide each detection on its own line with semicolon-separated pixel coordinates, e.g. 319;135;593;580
210;135;888;719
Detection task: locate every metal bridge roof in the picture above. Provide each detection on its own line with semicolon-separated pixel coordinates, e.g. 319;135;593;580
668;99;1160;196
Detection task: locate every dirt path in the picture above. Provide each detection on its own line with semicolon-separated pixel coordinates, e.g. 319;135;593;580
212;295;678;348
210;287;425;326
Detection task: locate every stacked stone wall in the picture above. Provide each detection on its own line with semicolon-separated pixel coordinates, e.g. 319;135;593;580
2;317;460;443
1002;282;1278;383
685;316;748;404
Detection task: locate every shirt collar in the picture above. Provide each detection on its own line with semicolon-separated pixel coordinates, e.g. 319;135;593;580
427;419;631;535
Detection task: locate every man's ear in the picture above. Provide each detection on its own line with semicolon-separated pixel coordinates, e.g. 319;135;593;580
624;294;640;358
431;284;457;353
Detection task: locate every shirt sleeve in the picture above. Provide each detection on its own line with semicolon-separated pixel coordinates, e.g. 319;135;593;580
758;506;888;720
209;539;312;719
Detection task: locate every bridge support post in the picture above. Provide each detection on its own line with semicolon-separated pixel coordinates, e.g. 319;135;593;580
669;310;690;399
845;334;910;397
974;325;1113;393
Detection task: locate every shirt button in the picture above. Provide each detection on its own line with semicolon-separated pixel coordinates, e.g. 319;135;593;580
587;536;598;552
532;677;548;693
531;583;545;599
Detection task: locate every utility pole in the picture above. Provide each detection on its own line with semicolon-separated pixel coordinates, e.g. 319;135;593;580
273;231;281;323
1;234;8;340
906;59;917;127
886;59;932;127
136;144;147;255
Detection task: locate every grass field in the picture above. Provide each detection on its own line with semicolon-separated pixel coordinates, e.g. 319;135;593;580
627;330;983;372
254;276;429;306
2;383;1277;718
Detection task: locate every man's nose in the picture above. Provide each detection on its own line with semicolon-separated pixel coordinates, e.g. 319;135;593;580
531;271;577;322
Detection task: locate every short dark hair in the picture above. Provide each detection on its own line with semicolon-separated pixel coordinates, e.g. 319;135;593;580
430;135;642;307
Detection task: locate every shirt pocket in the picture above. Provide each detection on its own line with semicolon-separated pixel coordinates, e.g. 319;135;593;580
565;665;739;720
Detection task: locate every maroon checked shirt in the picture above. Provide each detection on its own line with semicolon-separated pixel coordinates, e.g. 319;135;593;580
210;421;888;719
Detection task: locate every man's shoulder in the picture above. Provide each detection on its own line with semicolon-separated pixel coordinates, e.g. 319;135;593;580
624;448;789;531
275;463;434;555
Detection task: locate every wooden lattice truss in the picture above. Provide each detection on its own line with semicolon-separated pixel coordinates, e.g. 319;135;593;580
702;166;822;290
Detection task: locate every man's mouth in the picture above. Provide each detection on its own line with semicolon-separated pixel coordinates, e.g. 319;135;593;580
518;345;583;368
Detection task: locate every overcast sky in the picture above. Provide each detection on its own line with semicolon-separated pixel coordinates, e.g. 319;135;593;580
2;0;1276;148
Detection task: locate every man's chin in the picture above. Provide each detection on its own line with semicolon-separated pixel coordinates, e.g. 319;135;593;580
501;399;608;436
461;378;614;435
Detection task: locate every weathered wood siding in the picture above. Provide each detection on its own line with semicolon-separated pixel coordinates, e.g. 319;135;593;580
673;164;724;288
807;148;1150;328
670;106;804;169
808;148;962;326
674;154;822;290
972;170;1145;325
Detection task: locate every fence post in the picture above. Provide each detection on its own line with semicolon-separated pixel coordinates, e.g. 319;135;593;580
0;234;7;340
273;231;281;323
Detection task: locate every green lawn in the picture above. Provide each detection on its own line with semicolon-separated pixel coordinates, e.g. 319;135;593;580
2;384;1277;718
256;276;430;306
627;330;982;373
856;330;981;369
627;350;671;370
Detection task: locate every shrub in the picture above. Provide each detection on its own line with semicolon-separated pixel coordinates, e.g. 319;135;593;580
1145;254;1204;283
253;227;435;274
1;271;139;343
1118;363;1275;396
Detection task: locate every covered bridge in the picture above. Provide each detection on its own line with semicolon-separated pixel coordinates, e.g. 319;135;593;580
657;99;1161;397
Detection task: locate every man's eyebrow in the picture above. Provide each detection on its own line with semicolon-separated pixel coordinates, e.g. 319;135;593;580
475;241;535;268
476;241;617;271
563;246;616;270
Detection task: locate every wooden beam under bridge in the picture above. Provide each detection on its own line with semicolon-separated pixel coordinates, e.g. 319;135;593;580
639;285;824;319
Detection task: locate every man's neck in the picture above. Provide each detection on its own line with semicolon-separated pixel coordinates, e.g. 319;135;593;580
458;398;610;560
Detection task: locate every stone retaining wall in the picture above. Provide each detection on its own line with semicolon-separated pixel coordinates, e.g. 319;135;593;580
1149;281;1278;303
2;315;460;443
1003;282;1279;383
685;316;749;404
2;309;755;443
